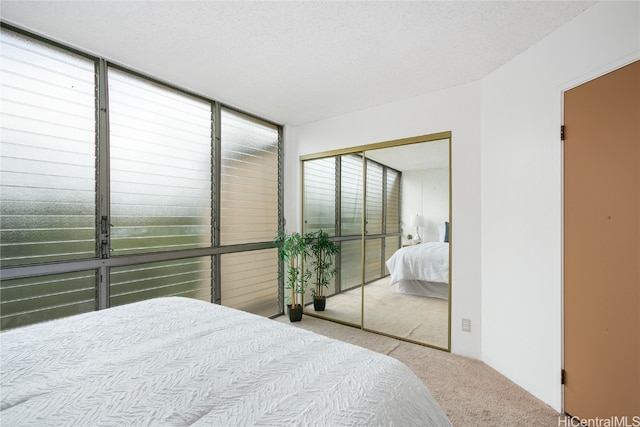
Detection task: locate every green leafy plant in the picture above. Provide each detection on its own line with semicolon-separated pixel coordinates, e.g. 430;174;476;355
274;230;311;308
307;230;340;299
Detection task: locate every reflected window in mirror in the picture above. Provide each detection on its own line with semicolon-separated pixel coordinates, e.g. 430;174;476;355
303;157;336;236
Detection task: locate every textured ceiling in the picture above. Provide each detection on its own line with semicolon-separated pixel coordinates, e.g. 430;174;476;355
1;1;594;126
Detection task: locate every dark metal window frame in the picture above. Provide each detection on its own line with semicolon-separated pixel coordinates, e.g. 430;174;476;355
0;22;284;314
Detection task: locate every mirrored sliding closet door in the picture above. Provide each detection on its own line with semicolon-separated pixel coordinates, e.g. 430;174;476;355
301;132;452;351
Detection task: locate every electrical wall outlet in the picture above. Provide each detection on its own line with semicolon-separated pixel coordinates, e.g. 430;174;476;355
462;318;471;332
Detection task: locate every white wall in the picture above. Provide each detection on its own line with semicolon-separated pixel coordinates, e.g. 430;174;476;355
285;81;483;359
480;1;639;412
402;168;449;244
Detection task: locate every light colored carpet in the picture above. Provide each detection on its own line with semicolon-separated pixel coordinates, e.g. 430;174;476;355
307;276;449;348
274;314;563;427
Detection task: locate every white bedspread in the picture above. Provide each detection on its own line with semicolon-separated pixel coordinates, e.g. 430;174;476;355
386;242;449;285
1;297;450;426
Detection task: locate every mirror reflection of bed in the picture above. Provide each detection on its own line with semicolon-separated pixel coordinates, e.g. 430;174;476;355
302;134;451;350
321;234;450;348
376;238;449;348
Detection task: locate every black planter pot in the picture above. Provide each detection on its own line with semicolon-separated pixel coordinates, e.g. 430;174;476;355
287;304;303;322
313;296;326;311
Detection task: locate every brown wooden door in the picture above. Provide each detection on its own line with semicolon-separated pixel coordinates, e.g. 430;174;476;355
564;60;640;420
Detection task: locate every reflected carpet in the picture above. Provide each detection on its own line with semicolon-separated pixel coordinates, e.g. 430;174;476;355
309;276;448;348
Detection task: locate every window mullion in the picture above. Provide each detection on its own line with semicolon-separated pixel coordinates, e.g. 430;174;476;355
213;101;222;304
96;58;110;309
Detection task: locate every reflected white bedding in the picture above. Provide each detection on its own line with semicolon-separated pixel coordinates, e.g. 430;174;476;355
386;242;449;284
1;297;451;426
395;279;449;300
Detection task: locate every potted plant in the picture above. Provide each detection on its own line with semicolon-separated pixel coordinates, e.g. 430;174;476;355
307;230;340;311
274;230;310;322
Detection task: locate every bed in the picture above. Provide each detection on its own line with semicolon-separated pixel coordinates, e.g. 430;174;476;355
385;242;449;300
0;296;450;426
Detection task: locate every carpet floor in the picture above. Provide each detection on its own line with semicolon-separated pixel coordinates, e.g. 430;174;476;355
274;314;563;426
311;276;448;349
